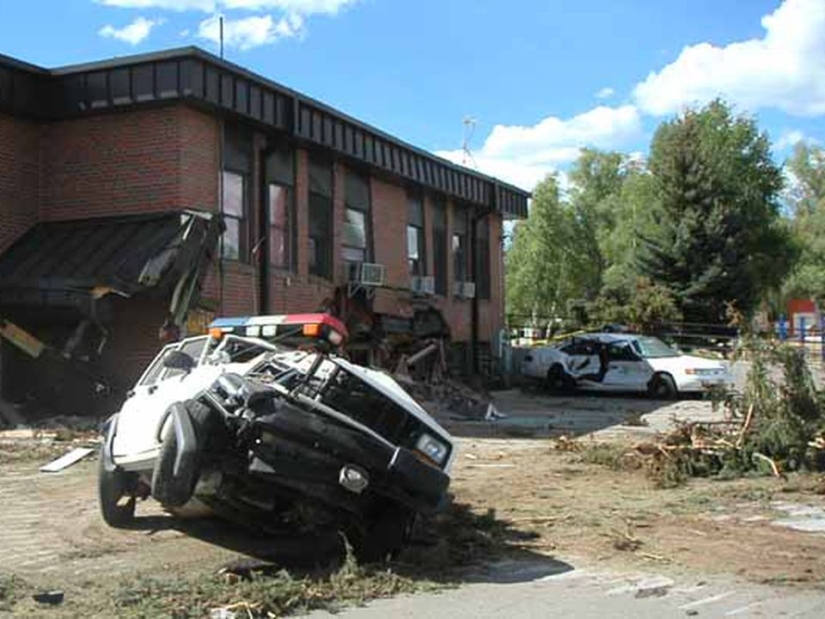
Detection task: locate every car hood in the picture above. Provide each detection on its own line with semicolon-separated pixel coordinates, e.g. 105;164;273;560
647;354;729;373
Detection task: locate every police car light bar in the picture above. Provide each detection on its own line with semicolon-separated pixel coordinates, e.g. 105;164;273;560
208;313;348;346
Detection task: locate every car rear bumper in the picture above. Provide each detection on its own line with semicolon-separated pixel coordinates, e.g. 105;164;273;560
677;376;734;392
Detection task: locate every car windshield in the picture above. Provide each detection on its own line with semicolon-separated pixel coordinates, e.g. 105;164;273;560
633;336;679;358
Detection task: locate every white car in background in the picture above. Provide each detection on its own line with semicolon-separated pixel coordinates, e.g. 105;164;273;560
521;333;733;398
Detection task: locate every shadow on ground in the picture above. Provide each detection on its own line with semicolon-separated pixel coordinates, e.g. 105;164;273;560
122;501;571;586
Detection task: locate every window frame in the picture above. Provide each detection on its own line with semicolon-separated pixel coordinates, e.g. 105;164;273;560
308;156;334;279
407;192;426;277
343;170;372;265
221;169;248;263
452;206;469;285
432;199;448;295
267;182;293;270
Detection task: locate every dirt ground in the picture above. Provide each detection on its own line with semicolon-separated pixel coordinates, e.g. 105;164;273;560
2;390;825;615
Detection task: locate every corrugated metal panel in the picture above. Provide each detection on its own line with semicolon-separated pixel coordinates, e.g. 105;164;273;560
0;213;193;292
0;49;530;218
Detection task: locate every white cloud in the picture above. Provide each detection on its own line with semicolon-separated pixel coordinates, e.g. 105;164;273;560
98;16;164;44
595;87;615;99
99;0;355;13
775;129;820;151
775;130;806;151
634;0;825;117
435;105;642;191
221;0;356;14
99;0;216;10
197;13;303;49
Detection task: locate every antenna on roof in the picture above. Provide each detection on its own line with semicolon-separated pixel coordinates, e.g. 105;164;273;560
462;116;477;168
219;15;225;59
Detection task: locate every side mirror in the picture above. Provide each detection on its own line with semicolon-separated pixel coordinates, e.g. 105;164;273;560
163;350;196;372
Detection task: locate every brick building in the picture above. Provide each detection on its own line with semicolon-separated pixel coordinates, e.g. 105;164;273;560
0;47;528;416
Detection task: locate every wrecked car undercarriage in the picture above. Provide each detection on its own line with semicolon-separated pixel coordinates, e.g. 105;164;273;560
99;313;455;561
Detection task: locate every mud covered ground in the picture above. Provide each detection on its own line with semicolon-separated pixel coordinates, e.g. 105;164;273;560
2;389;825;616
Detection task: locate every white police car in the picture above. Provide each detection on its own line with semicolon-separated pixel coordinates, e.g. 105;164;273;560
99;313;454;560
522;333;733;398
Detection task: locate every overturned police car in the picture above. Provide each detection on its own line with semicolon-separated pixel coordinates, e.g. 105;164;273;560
99;314;455;560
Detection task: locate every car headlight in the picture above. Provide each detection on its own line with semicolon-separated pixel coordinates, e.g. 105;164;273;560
416;433;449;466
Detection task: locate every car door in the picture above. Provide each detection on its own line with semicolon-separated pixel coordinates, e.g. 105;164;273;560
602;342;648;391
562;339;600;381
112;337;210;458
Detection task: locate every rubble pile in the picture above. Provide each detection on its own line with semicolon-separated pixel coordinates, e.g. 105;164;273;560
389;338;503;423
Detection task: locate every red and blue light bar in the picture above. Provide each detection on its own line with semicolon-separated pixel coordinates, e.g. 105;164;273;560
208;313;348;346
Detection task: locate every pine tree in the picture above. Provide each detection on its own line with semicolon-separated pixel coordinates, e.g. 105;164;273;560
640;100;792;324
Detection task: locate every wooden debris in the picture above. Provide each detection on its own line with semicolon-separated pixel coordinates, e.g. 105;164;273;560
736;403;755;449
752;452;783;478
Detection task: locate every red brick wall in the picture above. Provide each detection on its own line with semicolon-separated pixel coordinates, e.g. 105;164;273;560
180;108;219;211
0;114;40;254
98;296;170;391
41;108;182;220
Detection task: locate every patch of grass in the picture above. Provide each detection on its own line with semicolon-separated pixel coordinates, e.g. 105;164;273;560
111;546;434;619
0;574;25;612
88;503;537;618
577;443;638;471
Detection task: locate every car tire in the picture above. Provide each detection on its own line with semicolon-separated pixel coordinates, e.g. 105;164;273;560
546;364;572;393
151;401;212;507
649;373;677;399
348;506;415;564
98;447;138;527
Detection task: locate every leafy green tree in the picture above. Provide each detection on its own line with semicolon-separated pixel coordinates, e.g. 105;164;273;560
784;143;825;301
506;174;592;325
640;100;794;324
587;277;682;332
567;149;628;297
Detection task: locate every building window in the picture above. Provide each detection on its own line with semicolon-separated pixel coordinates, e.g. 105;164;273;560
265;146;295;271
222;170;246;261
452;207;468;284
407;193;425;276
475;216;491;300
343;170;370;263
432;199;447;295
308;156;333;279
221;124;251;263
268;184;291;268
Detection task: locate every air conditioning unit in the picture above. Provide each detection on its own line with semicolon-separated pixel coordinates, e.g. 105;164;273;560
453;281;476;299
347;262;386;287
410;275;436;296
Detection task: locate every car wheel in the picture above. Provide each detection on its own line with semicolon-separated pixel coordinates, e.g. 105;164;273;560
546;364;572;393
348;506;415;564
649;373;677;399
151;401;212;507
98;447;138;527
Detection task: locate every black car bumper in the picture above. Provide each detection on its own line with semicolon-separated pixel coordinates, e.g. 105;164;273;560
246;403;450;514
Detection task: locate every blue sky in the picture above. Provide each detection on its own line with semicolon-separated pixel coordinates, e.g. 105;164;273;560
1;0;823;191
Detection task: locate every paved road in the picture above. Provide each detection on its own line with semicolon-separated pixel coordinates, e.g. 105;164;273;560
309;558;825;618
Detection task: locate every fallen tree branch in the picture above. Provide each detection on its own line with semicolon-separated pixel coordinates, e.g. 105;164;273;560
752;452;782;478
736;403;755;449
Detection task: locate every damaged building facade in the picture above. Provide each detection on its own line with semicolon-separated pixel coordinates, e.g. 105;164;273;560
0;47;529;418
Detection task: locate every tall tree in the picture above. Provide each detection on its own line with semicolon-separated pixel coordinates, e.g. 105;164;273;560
784;142;825;300
567;149;627;297
640;100;794;324
506;174;591;324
